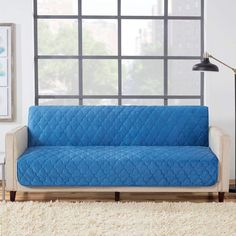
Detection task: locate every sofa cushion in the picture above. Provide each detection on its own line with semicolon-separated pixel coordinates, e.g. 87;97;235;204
17;146;218;187
28;106;209;147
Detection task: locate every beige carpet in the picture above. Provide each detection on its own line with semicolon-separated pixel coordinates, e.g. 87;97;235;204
0;201;236;236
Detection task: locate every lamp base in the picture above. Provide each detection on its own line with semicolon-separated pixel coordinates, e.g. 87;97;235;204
229;186;236;193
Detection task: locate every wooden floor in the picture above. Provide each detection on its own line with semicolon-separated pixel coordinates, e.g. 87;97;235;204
1;191;236;203
1;182;236;203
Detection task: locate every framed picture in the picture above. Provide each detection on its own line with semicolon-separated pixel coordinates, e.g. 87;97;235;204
0;24;15;121
0;58;8;86
0;28;8;58
0;87;8;116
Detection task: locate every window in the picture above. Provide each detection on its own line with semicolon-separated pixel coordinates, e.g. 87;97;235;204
34;0;204;106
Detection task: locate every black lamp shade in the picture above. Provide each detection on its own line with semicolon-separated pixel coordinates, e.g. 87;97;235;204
192;58;219;72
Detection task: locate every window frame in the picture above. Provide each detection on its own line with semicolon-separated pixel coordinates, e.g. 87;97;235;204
34;0;204;106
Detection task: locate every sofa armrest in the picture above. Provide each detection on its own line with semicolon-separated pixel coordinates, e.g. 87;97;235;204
5;126;28;191
209;126;230;192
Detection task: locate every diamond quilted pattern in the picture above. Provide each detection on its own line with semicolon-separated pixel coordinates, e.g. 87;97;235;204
28;106;209;146
17;146;218;187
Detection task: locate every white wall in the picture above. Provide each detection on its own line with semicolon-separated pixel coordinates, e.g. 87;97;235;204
205;0;236;179
0;0;235;179
0;1;34;153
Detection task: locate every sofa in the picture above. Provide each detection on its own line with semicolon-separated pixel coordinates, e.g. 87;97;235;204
5;106;230;202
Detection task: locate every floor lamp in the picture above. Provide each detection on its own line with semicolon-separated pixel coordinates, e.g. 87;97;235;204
193;52;236;193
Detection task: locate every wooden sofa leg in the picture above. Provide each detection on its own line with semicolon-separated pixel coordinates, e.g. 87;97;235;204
115;192;120;201
218;192;225;202
10;191;16;202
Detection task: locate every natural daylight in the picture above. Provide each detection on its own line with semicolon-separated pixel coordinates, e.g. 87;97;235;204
0;0;236;235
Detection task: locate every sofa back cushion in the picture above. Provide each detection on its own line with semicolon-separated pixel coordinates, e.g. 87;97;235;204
28;106;209;146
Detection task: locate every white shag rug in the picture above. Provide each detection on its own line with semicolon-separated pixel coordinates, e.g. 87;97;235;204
0;201;236;236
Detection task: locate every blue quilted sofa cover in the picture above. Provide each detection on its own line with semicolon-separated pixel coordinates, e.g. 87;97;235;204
17;106;218;187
